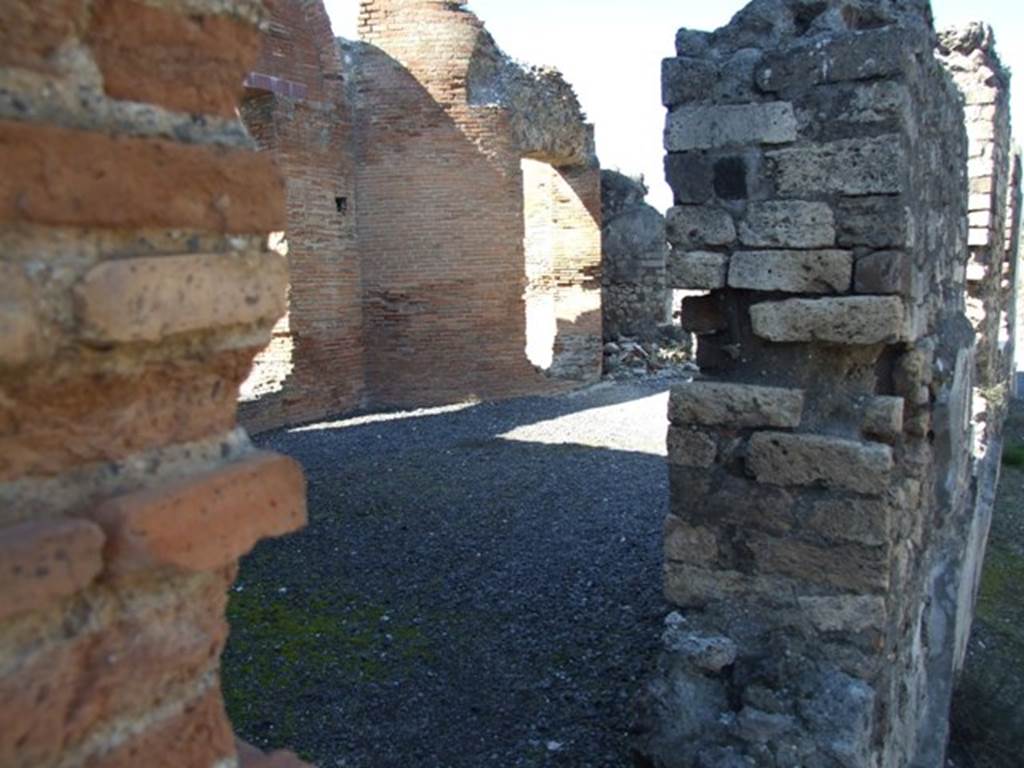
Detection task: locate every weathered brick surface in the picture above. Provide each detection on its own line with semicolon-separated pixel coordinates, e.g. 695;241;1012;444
86;452;306;576
0;0;302;763
0;120;285;233
87;0;262;117
76;252;288;344
0;0;87;74
0;518;104;621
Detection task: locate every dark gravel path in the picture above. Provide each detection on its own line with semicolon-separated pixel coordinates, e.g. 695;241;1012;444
223;379;679;767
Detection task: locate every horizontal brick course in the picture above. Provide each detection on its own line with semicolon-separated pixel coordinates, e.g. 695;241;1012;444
0;120;285;233
85;452;306;576
87;0;262;117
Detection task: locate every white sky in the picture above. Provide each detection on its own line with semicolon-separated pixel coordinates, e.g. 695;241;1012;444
324;0;1023;213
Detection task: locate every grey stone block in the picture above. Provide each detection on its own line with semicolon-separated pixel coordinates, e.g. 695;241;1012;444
666;205;736;249
667;427;718;468
748;432;894;494
662;57;719;107
665;152;714;204
669;382;804;428
837;196;911;249
728;250;852;294
756;28;917;92
738;201;836;248
669;250;729;290
665;102;798;151
854;251;913;295
767;135;904;196
750;296;906;345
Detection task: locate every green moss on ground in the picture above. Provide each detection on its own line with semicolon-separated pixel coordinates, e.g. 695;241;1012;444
1001;443;1024;468
221;575;434;751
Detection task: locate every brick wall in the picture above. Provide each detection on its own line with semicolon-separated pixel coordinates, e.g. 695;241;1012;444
0;1;307;765
348;0;601;408
239;0;365;432
634;2;990;765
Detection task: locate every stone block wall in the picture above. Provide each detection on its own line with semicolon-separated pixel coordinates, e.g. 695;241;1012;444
0;0;308;765
601;170;670;344
635;1;985;766
238;0;365;433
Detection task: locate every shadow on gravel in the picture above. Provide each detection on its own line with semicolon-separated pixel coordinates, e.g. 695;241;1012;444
223;382;675;767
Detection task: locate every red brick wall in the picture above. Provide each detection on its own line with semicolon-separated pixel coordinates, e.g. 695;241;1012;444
240;0;365;432
0;0;308;765
350;0;602;408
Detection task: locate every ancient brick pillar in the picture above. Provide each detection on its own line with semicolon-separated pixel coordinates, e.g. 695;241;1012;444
0;1;307;766
238;0;366;434
634;1;980;766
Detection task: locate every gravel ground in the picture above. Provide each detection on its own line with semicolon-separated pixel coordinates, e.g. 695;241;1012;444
223;378;683;767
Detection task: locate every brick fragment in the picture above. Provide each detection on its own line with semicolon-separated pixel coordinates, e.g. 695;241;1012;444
87;0;263;117
0;0;87;73
76;252;288;345
85;452;307;576
81;686;235;768
0;518;105;621
0;120;285;233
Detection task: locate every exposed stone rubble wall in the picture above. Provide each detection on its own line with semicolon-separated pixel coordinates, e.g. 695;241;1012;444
936;23;1016;680
238;0;365;433
635;1;991;766
0;0;308;765
1011;150;1024;396
338;0;601;409
601;171;669;344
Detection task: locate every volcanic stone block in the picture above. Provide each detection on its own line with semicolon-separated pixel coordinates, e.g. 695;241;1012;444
666;205;736;249
667;427;719;468
862;396;906;441
806;498;892;547
662;57;718;107
837;196;911;248
854;251;913;295
665;153;713;204
664;516;718;565
669;250;728;289
729;250;852;293
669;382;804;428
750;296;906;345
738;201;836;249
679;294;727;334
747;532;891;591
797;596;888;633
767;135;904;196
748;432;894;494
756;28;914;91
665;102;798;151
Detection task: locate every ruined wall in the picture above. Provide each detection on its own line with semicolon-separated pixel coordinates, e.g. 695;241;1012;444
601;171;669;344
0;0;308;765
239;0;365;433
348;0;602;408
936;24;1015;679
635;1;983;766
